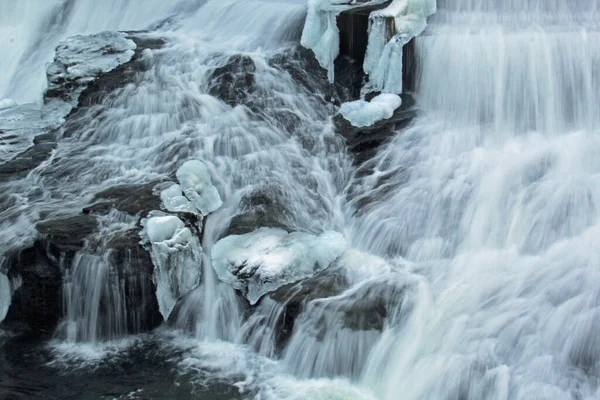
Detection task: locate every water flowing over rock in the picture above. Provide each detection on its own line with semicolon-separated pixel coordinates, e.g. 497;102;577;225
211;228;348;305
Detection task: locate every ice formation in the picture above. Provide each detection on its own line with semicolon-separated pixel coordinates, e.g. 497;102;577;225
45;31;136;117
301;0;435;93
176;160;223;216
0;99;17;110
339;93;402;127
0;273;10;323
302;0;388;82
364;0;436;93
142;214;203;321
160;184;197;215
211;228;348;305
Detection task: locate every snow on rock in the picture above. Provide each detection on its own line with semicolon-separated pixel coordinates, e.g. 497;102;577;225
339;93;402;127
44;31;136;117
0;273;10;323
0;99;17;110
211;228;348;305
364;0;436;93
176;160;223;216
160;183;197;215
141;213;203;321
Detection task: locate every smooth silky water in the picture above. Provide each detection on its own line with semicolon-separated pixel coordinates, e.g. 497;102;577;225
1;0;600;399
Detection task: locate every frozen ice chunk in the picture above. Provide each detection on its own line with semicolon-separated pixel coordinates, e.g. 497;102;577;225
0;273;10;323
160;183;197;214
176;160;223;216
211;228;348;305
142;214;203;321
339;93;402;127
0;99;17;110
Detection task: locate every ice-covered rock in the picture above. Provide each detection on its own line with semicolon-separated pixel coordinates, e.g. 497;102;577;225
0;98;17;110
302;1;389;82
301;0;435;94
160;183;197;214
364;0;436;93
0;273;10;323
211;228;348;305
142;214;203;321
339;93;402;127
44;31;136;117
176;160;223;216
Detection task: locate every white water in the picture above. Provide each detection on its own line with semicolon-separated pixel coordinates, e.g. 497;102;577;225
2;0;600;399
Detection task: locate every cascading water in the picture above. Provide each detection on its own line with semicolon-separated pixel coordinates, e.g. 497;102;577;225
1;0;599;399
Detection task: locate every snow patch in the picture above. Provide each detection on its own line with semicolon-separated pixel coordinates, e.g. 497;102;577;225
211;228;348;305
339;93;402;127
141;213;203;321
176;160;223;216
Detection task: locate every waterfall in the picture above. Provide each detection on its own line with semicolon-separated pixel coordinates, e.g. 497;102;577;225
1;0;600;399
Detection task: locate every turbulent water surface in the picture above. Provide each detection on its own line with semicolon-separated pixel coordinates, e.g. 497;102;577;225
1;0;600;399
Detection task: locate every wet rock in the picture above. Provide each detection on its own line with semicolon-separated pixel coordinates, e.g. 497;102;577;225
36;214;99;257
0;132;57;182
338;2;393;65
335;93;417;165
265;260;408;350
224;185;294;237
105;230;162;334
269;45;364;105
2;243;63;335
208;55;257;107
84;182;163;216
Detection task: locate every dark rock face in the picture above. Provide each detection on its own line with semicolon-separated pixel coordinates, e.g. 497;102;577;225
338;1;393;65
224;185;294;237
269;45;365;106
267;266;350;349
3;243;63;335
208;55;257;107
251;264;409;354
0;132;57;182
83;182;163;216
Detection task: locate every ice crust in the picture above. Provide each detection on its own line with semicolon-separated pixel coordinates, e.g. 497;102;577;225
211;228;348;305
176;160;223;216
339;93;402;127
0;273;10;323
45;31;136;118
142;214;203;321
160;184;198;214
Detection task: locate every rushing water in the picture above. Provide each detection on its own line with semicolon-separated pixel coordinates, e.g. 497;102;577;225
1;0;600;399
